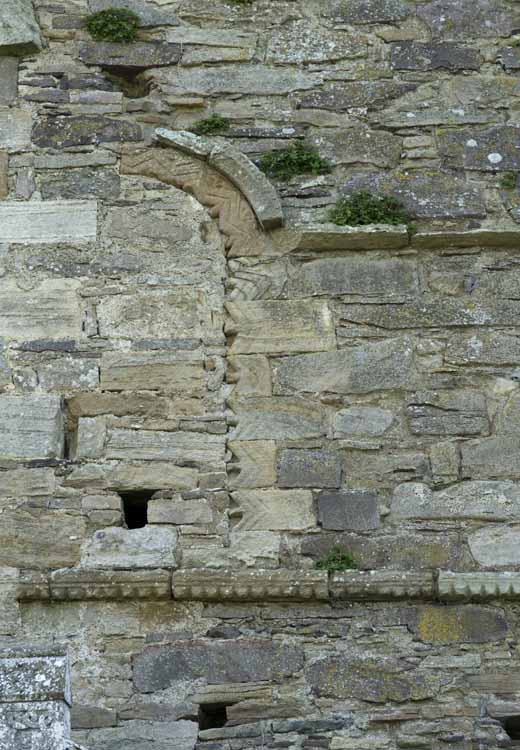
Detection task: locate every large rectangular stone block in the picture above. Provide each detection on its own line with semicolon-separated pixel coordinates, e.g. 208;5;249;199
406;390;489;436
0;201;97;242
273;338;416;395
100;351;205;392
461;437;520;479
0;0;43;55
317;490;380;530
229;397;324;440
226;300;335;355
278;449;342;488
0;279;82;340
231;489;315;531
0;394;63;459
0;108;32;148
106;428;225;466
392;481;520;521
0;58;18;106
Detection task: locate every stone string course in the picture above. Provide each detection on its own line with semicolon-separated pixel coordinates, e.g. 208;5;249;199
3;1;520;749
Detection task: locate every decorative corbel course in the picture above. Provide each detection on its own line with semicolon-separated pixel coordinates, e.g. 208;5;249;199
171;568;329;602
47;568;172;601
438;571;520;601
330;570;435;600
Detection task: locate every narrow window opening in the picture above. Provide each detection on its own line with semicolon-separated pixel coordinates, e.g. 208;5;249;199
502;716;520;743
120;490;154;529
198;704;228;731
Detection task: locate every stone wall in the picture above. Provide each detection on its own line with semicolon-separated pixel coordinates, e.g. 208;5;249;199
3;0;520;749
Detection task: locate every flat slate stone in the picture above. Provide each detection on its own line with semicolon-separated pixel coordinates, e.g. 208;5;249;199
0;394;63;460
0;58;18;105
133;639;304;692
391;42;481;71
79;42;182;69
417;0;515;39
317;490;380;531
438;126;520;171
278;449;341;489
0;201;97;243
406;390;489;436
0;0;43;55
32;115;142;148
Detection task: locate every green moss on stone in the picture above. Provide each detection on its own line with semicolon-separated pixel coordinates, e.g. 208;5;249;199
499;171;517;190
316;546;357;572
193;114;230;136
258;142;331;181
329;191;413;230
86;8;140;43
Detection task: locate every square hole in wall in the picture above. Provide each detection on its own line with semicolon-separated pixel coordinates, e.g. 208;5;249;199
502;716;520;744
120;490;154;529
198;703;228;731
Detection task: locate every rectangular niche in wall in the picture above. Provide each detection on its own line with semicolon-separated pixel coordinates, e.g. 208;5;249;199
120;490;154;529
198;703;228;730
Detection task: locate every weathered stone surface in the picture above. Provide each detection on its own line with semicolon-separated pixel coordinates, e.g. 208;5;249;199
133;639;304;691
172;569;328;601
100;351;205;392
317;490;380;531
88;721;198;750
80;42;181;69
0;201;97;243
409;605;508;643
406;390;489;436
183;530;280;569
231;489;315;531
273;338;416;395
298;81;415;111
0;0;43;55
0;467;56;497
148;496;212;525
228;355;272;397
67;461;198;492
341;171;486;219
469;525;520;567
0;394;63;459
267;23;365;64
0;503;85;569
226;299;335;355
461;437;520;480
0;109;33;148
439;126;520;172
161;65;321;96
333;406;395;437
230;397;324;440
0;58;17;105
289;224;409;251
278;449;341;489
75;417;106;460
0;568;19;635
0;279;82;339
311;127;401;169
228;440;277;489
445;332;520;365
392;481;520;521
324;0;412;24
331;571;434;600
32;115;142;148
38;167;120;200
89;0;179;26
438;571;520;601
417;0;514;39
498;46;520;70
288;257;417;300
81;526;178;569
105;429;225;466
49;568;172;601
0;149;7;198
391;42;481;71
307;654;440;702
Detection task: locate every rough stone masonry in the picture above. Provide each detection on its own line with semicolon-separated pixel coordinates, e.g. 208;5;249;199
3;0;520;748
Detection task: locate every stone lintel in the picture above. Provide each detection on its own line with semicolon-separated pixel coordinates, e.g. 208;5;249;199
290;223;410;251
330;570;435;600
411;227;520;249
155;128;284;229
438;571;520;601
172;569;329;601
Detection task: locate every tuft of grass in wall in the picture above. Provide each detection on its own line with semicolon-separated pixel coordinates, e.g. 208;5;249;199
499;172;518;190
193;114;231;136
258;142;332;181
86;8;140;43
316;546;357;573
329;191;414;231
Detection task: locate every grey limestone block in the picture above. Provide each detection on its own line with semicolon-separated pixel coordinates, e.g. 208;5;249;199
0;0;43;56
0;393;63;460
317;490;380;531
391;42;481;71
278;449;342;489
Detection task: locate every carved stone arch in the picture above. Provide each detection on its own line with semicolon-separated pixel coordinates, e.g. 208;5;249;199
121;129;283;258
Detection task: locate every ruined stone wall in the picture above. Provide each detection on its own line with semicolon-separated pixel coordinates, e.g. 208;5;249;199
3;0;520;749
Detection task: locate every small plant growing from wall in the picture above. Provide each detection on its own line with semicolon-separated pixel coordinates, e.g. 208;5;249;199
86;8;140;42
258;142;332;181
192;114;231;136
499;172;517;190
316;546;357;572
329;191;415;232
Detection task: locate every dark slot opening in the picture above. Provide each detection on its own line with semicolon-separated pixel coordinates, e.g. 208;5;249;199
198;704;228;731
503;716;520;741
120;490;153;529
